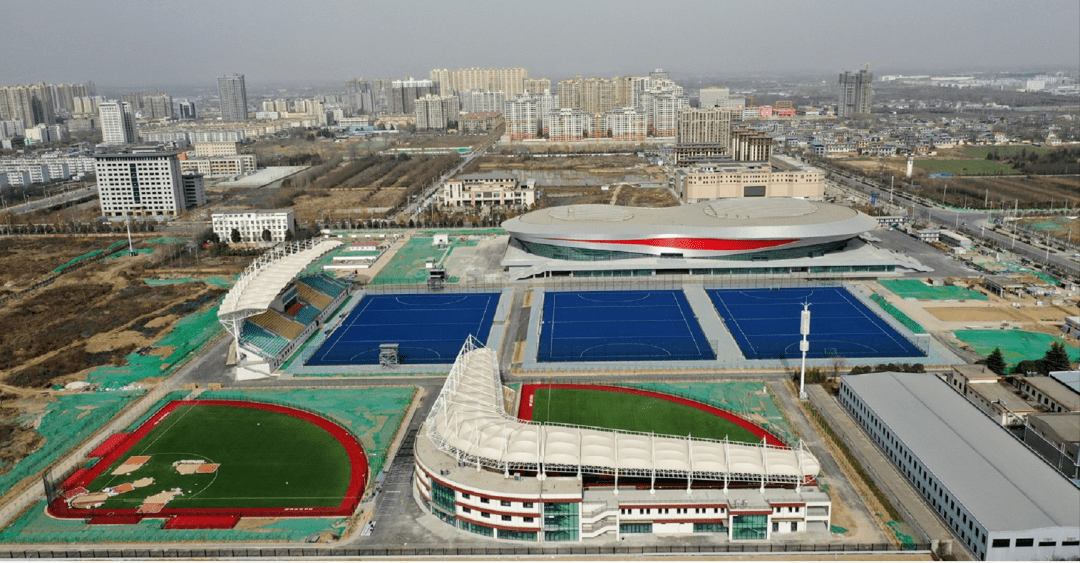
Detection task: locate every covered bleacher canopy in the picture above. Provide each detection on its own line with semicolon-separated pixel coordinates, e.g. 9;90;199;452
218;239;342;322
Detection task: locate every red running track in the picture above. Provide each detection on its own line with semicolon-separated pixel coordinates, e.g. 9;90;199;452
518;384;786;445
49;400;368;521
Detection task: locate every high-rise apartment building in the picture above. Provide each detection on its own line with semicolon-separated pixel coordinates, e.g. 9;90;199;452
99;101;136;145
430;68;529;98
414;94;460;130
602;107;647;140
838;65;872;117
217;74;249;122
146;93;173;120
0;83;56;126
346;78;373;113
523;78;551;94
94;147;188;217
460;90;506;114
547;107;590;141
390;79;437;114
676;107;731;144
505;94;539;140
177;100;196;120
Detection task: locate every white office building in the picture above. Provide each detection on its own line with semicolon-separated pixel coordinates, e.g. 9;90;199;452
212;209;295;244
839;372;1080;561
94;147;186;217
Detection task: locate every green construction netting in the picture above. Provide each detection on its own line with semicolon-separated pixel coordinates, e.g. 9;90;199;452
954;329;1079;367
143;276;234;288
107;248;154;259
53;250;103;272
869;294;926;334
888;520;918;549
0;391;144;498
880;279;987;301
197;387;415;482
145;237;190;244
86;307;223;389
0;501;345;544
625;382;797;447
417;228;506;236
830;525;848;534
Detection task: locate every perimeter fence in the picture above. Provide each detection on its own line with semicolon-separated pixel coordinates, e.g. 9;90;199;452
0;542;931;558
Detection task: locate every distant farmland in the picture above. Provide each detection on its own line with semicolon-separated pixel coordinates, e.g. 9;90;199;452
912;159;1018;176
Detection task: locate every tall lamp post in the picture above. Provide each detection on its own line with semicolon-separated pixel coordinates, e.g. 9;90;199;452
799;303;811;400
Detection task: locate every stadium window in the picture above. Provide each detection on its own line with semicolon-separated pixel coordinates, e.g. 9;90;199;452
1016;538;1034;547
481;512;490;519
1062;540;1079;546
461;493;470;499
462;507;471;514
480;498;489;504
524;517;534;523
500;501;511;507
1039;541;1056;547
502;515;512;522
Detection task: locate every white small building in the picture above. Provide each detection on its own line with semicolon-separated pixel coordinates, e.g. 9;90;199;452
439;173;535;208
212;209;295;244
1064;316;1080;339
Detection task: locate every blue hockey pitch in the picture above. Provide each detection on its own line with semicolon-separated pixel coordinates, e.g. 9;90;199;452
538;290;715;362
306;293;499;365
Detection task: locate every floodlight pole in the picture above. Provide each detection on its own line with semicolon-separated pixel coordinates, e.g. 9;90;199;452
799;303;811;401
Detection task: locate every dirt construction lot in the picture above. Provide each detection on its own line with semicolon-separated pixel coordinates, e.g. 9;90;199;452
926;304;1080;323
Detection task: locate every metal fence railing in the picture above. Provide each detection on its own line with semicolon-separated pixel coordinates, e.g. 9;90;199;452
0;542;932;558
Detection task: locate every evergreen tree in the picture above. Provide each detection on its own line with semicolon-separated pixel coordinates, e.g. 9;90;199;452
986;348;1006;375
1042;342;1072;373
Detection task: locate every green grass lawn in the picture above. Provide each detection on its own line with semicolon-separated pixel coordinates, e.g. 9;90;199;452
954;145;1057;159
85;404;353;509
913;159;1017;176
530;387;760;443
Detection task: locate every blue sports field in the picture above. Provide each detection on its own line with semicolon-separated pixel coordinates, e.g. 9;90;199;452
707;287;923;360
538;290;715;362
307;293;499;365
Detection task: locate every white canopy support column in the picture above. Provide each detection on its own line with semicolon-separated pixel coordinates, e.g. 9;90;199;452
686;433;693;495
723;437;730;494
796;440;805;493
650;432;656;495
760;438;768;494
613;431;619;496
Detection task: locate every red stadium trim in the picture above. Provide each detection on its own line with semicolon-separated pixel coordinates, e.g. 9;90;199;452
48;400;368;520
518;384;785;445
552;237;799;251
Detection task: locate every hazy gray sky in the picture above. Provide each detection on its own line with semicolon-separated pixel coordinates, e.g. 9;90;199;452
3;0;1078;87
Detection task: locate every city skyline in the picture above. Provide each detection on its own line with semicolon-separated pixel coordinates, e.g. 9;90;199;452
3;0;1078;88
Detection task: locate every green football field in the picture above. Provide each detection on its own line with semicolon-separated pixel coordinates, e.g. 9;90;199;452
529;387;761;443
85;404;353;510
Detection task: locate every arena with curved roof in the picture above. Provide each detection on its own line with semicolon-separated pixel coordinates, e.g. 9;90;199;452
501;198;923;280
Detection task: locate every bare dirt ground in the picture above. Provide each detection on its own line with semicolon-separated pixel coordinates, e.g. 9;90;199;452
836;157;1080;210
926;304;1080;323
470;154;666;178
615;187;680;207
0;236;245;478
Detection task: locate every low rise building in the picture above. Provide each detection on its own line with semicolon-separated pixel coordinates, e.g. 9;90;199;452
193;142;239;157
1011;376;1080;414
947;365;1036;426
179;154;256;177
673;155;824;202
460;112;503;134
439;172;535;208
212;209;295;244
840;372;1080;561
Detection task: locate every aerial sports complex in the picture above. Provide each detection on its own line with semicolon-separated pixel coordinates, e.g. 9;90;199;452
198;197;964;543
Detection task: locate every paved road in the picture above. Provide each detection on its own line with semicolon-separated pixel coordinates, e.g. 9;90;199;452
806;385;969;560
823;163;1080;281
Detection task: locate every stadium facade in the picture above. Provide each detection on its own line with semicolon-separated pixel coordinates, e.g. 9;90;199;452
413;339;832;542
501;198;922;280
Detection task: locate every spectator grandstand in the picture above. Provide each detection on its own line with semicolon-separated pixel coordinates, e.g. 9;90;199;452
218;239;352;378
